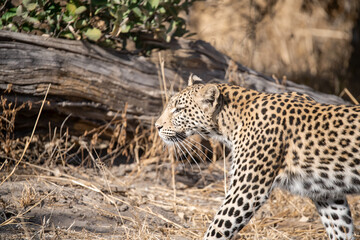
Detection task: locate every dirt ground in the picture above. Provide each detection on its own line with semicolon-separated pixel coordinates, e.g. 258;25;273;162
1;156;360;240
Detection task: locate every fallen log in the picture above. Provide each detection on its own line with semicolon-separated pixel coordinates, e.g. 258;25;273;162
0;30;347;136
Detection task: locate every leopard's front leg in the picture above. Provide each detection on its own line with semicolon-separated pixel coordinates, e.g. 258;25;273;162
203;161;277;239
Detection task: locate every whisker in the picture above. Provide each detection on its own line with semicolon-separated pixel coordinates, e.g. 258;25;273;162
172;141;185;169
183;137;215;159
175;142;194;171
194;129;208;139
178;141;202;172
177;133;215;156
181;138;211;163
181;139;204;161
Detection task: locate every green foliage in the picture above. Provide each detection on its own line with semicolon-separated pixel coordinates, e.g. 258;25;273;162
0;0;197;50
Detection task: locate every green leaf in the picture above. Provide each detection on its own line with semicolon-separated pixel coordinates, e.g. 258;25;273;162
121;24;131;33
26;3;38;11
22;26;30;31
23;0;38;11
132;7;142;17
63;14;74;23
149;0;160;8
22;11;29;18
85;28;102;41
2;12;17;21
158;6;166;14
10;24;18;31
75;6;87;15
22;0;31;6
47;16;55;25
75;19;87;29
166;20;176;33
66;3;76;15
16;5;23;16
27;17;40;24
94;6;107;15
62;32;75;39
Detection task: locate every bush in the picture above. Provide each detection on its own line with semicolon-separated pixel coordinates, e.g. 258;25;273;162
0;0;196;50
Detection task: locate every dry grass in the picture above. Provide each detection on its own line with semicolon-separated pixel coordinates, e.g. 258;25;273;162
2;154;360;239
188;0;359;96
1;62;360;240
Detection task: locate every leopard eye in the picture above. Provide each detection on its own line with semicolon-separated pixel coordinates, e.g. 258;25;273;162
171;106;185;113
170;108;178;113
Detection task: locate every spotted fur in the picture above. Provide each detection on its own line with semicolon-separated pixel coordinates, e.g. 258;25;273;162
155;76;359;240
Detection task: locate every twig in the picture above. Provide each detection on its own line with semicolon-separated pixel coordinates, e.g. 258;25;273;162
0;115;14;127
0;84;51;187
0;160;8;171
171;148;177;212
0;0;9;12
158;52;169;103
339;88;359;105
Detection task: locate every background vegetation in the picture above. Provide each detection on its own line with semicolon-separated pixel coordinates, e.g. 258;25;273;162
0;0;195;51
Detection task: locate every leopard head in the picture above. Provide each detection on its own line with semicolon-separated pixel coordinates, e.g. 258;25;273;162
155;75;222;145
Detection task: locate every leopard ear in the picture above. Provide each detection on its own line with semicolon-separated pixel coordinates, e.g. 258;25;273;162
188;74;203;86
195;84;220;113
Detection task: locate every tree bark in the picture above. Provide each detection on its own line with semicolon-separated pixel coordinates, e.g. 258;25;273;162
0;30;347;135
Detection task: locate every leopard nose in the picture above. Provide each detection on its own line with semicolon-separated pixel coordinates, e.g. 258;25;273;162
155;123;163;131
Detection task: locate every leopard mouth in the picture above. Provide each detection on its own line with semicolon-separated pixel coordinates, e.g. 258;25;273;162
158;130;187;144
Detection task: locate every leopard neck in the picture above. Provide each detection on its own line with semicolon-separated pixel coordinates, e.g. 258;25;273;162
214;85;250;147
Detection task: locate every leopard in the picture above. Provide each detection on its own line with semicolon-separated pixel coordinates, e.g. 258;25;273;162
155;74;360;240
